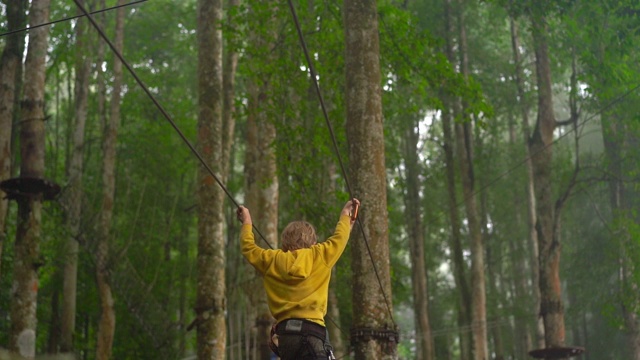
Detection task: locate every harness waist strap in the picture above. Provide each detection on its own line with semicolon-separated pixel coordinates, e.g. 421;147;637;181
276;319;326;340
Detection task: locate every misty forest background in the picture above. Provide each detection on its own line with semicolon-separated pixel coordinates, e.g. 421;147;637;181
0;0;639;359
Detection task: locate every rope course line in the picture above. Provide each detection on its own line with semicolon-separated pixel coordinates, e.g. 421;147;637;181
73;0;357;349
0;0;148;38
286;0;398;330
72;0;640;349
71;0;274;250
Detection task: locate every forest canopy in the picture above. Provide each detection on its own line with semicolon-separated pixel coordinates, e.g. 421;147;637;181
0;0;639;359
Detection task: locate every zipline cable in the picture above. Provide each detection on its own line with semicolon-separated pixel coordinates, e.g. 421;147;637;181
74;0;355;345
286;0;397;328
0;0;148;38
71;0;274;250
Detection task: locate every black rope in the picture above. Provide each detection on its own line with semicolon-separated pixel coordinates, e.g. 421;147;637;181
0;0;148;38
71;0;273;249
286;0;397;328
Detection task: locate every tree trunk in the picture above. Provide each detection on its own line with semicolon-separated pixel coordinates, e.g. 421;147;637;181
221;0;240;184
195;0;227;358
482;190;504;360
454;120;488;360
442;1;472;358
95;2;126;358
442;105;472;360
601;107;640;360
243;4;279;359
402;120;435;360
509;15;544;350
327;268;347;358
47;285;61;353
8;0;51;358
325;163;347;359
455;0;488;358
344;0;397;357
243;79;279;359
622;273;640;360
96;0;107;133
528;13;566;349
60;2;92;353
0;0;27;280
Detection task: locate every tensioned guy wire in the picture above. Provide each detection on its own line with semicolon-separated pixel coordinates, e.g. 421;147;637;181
0;0;148;38
286;0;397;328
71;0;274;249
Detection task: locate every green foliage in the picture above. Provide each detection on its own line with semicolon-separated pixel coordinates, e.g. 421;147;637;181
3;0;640;358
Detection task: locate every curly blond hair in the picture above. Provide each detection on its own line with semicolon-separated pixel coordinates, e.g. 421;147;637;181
281;221;317;252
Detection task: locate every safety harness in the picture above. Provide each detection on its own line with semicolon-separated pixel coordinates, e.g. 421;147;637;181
270;319;336;360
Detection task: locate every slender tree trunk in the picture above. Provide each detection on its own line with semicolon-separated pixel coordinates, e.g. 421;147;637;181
8;0;51;358
601;108;640;360
454;119;488;360
344;0;397;357
509;15;544;350
402;120;435;360
60;2;92;353
47;285;61;353
455;0;488;358
9;1;49;359
195;0;227;358
213;0;239;355
442;1;472;357
243;81;279;359
178;218;189;358
442;106;472;360
96;0;107;133
328;268;347;358
221;0;240;183
95;2;126;358
528;13;566;349
621;271;640;360
243;85;261;360
243;4;279;358
325;163;347;359
481;188;504;360
0;0;27;279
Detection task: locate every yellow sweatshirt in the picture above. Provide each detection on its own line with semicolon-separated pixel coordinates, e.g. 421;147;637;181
241;215;352;327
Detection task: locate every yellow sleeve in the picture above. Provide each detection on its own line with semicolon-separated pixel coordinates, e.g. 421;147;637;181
240;224;275;273
316;215;352;268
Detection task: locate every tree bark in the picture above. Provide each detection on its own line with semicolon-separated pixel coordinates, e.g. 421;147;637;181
402;120;435;360
243;4;279;359
454;119;488;360
195;0;227;358
455;0;488;358
325;163;347;359
344;0;397;358
442;104;472;360
221;0;240;184
243;80;279;359
509;15;544;350
528;12;566;349
442;1;472;357
95;2;126;359
8;0;51;358
327;268;347;358
0;0;27;280
601;107;640;360
60;2;92;353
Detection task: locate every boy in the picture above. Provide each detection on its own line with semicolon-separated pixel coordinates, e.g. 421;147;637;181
236;198;359;360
